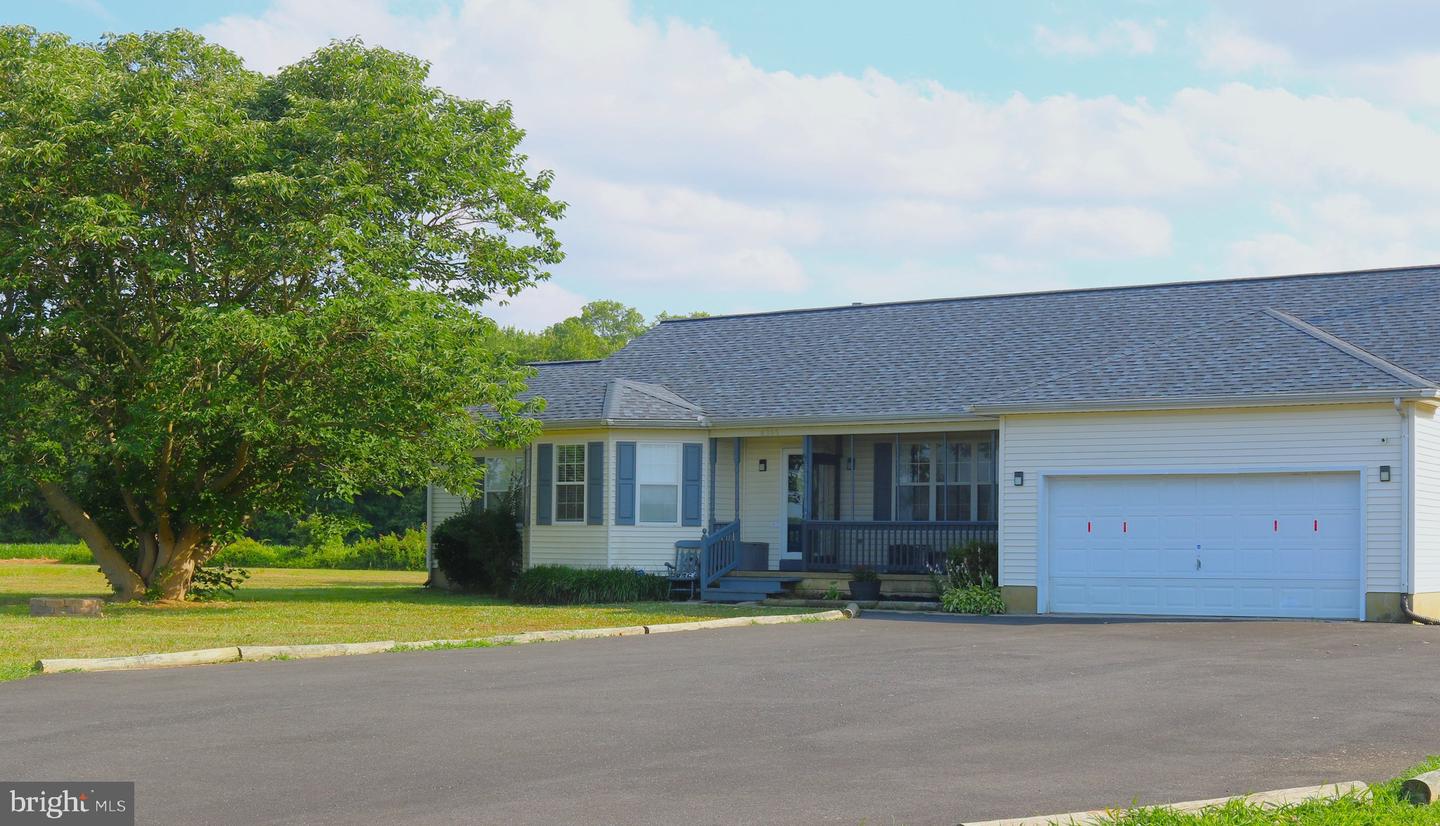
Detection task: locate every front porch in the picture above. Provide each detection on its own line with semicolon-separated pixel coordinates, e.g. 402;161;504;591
697;429;999;600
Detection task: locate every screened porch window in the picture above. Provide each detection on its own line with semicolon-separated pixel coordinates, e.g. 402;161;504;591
894;435;996;522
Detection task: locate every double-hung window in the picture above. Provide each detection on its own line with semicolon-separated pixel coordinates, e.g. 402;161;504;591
893;435;996;522
896;442;933;521
554;445;586;522
637;443;680;524
481;456;522;511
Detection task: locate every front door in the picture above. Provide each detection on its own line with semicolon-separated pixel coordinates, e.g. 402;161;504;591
781;449;805;557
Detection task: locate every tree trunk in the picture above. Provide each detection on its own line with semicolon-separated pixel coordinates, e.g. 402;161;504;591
147;526;204;601
36;482;146;601
149;555;197;600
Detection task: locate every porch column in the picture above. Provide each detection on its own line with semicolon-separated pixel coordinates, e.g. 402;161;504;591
801;435;813;521
733;436;741;523
708;437;717;528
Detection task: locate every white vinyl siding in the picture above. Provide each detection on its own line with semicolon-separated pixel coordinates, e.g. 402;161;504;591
737;436;790;568
713;438;739;523
1413;405;1440;593
999;404;1406;596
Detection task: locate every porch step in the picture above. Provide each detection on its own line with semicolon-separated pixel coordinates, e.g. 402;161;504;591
701;575;803;604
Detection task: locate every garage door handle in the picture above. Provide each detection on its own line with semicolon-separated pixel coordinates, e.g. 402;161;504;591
1196;558;1202;571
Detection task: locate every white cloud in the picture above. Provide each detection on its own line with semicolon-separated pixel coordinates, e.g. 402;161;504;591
1193;25;1294;73
851;203;1172;259
1190;6;1440;110
1035;19;1162;57
484;280;588;331
1226;194;1440;276
831;259;1073;305
200;0;1440;314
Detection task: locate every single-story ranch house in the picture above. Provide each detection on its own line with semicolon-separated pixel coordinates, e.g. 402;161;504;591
429;265;1440;621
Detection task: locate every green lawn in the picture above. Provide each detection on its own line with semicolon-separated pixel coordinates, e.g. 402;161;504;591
1096;757;1440;825
0;562;802;682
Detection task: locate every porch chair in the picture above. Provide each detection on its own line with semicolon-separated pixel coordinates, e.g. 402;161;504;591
665;542;701;600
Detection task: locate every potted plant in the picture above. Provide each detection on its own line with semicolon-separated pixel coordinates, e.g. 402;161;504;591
849;565;882;601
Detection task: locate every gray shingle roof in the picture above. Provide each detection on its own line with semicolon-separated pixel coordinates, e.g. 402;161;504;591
525;265;1440;424
601;379;705;422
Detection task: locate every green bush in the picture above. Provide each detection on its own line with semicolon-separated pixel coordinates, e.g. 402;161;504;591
511;565;669;605
188;563;251;601
928;539;998;593
432;502;522;593
939;572;1006;615
0;543;92;564
208;532;425;571
210;537;286;567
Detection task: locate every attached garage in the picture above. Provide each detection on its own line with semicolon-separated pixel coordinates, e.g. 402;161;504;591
1044;472;1363;619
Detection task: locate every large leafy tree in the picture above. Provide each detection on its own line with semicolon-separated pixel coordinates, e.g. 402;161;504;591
0;28;563;599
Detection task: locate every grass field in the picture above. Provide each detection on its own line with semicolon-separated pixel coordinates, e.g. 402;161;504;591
1098;756;1440;824
0;562;802;682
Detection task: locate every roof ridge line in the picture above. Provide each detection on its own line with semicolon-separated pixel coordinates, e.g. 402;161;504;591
601;378;622;420
655;263;1440;325
1262;309;1436;389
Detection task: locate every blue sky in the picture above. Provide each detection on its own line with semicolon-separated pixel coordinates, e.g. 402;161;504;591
11;1;1440;327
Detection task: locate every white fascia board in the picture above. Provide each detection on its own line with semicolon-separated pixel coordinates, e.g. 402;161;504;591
972;388;1439;415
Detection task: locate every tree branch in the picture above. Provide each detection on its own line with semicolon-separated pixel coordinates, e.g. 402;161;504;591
36;482;145;600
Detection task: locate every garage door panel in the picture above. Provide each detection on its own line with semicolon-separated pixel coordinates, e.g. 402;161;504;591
1047;472;1361;619
1158;548;1194;575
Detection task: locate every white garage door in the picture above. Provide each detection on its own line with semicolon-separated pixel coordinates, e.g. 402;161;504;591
1046;473;1362;619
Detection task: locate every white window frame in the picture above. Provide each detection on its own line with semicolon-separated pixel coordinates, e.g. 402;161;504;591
635;441;682;526
893;434;997;523
554;444;587;523
481;456;521;512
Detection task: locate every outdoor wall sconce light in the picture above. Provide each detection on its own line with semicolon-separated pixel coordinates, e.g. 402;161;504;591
1014;471;1024;487
758;459;767;472
1380;465;1392;482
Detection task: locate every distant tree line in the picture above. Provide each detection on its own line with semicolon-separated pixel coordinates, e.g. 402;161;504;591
482;299;708;363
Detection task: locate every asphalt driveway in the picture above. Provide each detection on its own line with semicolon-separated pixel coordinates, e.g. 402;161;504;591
3;614;1439;825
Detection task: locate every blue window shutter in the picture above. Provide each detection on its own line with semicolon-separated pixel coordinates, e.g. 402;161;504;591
586;442;604;525
682;443;703;527
873;441;892;521
535;444;553;526
615;441;636;526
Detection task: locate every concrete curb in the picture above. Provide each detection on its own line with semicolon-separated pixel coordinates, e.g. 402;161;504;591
38;646;241;674
239;641;398;661
962;781;1369;826
765;597;940;612
34;608;850;674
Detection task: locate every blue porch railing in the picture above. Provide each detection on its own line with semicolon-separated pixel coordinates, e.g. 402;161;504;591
800;520;997;573
699;520;742;588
